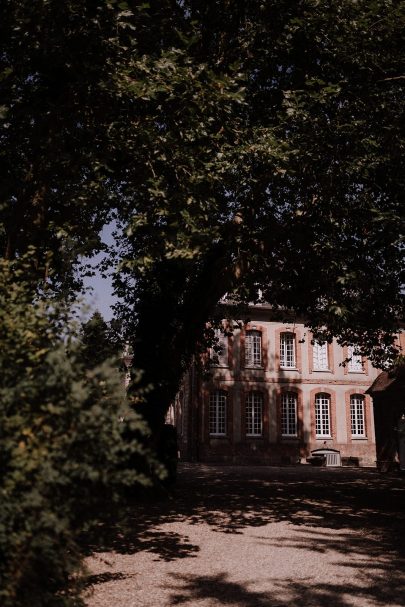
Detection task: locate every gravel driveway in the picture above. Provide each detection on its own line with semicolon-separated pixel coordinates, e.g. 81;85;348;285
84;464;405;607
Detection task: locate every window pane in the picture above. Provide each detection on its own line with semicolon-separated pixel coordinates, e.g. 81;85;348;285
245;330;262;367
280;332;296;368
281;392;297;436
246;392;263;436
348;345;363;372
350;395;365;437
211;330;228;366
209;391;227;435
313;340;328;370
315;393;331;437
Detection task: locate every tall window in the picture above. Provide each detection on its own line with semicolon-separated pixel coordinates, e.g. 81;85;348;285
211;330;228;367
280;332;296;368
315;393;331;437
313;340;329;371
245;330;262;367
350;395;366;437
281;392;297;436
348;345;363;372
246;392;263;436
209;391;227;436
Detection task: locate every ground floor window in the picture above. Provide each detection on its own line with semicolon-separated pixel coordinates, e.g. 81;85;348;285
281;392;297;436
246;391;263;436
209;390;227;436
350;394;366;437
315;393;331;437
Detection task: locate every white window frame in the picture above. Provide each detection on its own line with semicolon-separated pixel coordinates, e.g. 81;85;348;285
246;391;263;436
315;393;331;438
347;345;363;373
245;330;262;367
209;390;227;436
350;395;366;437
281;392;298;437
313;340;329;371
280;332;296;369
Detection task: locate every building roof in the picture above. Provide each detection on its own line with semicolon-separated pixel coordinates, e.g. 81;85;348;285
366;367;405;395
366;372;396;395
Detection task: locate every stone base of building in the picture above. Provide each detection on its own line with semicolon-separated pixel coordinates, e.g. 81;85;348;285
188;440;376;467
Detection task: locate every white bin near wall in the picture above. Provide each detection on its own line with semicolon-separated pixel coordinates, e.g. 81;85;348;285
311;448;341;467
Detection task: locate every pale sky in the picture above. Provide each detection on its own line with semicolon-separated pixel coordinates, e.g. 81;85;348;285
81;222;118;321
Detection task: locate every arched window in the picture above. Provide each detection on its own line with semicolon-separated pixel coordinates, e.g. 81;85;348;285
245;330;262;367
281;392;298;436
280;332;296;368
209;390;227;436
350;394;366;437
246;391;263;436
315;393;331;437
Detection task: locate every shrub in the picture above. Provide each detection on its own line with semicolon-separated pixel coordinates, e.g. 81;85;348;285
0;262;162;606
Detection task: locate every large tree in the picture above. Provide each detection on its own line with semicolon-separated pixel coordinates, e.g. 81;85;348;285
112;1;405;432
1;1;404;437
0;0;132;292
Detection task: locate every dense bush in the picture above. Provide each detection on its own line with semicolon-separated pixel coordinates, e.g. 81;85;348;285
0;261;162;607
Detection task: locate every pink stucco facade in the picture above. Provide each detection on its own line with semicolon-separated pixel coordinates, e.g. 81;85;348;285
172;306;382;467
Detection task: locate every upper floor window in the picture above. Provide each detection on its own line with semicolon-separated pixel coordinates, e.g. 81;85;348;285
313;340;329;371
209;390;227;436
350;395;366;437
210;330;228;367
246;391;263;436
315;393;331;437
348;345;363;373
281;392;297;436
245;330;262;367
280;332;296;368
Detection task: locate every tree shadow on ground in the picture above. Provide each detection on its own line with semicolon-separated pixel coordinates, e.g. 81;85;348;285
81;464;405;603
82;571;136;588
169;466;405;552
167;570;405;607
82;521;200;562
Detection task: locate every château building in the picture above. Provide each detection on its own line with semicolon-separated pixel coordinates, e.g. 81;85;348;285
169;304;404;467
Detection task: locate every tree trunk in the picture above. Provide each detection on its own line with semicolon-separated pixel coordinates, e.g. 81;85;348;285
130;245;240;436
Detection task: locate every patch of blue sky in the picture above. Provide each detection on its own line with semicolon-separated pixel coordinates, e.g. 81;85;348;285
81;221;118;321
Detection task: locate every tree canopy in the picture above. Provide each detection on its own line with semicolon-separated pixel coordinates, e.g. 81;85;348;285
78;311;122;369
111;1;405;429
1;1;404;433
0;0;126;292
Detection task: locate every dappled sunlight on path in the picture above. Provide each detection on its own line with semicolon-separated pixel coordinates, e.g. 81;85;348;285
84;464;405;607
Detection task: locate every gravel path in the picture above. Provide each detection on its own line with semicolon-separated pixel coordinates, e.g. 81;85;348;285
84;464;405;607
